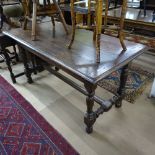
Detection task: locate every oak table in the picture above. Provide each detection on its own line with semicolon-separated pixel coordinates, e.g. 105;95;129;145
3;22;146;133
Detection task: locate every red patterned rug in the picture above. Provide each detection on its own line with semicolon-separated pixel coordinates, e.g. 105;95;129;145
0;75;79;155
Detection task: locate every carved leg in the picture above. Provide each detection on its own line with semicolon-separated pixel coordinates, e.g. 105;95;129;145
95;0;103;63
55;66;59;71
95;34;100;63
87;0;91;27
93;15;96;41
51;16;55;28
68;0;76;49
84;82;97;133
115;64;130;108
22;0;29;30
51;16;55;37
143;0;146;17
58;11;68;35
19;46;33;84
31;54;37;75
104;0;108;28
118;31;126;51
23;17;28;30
13;45;19;62
3;49;16;83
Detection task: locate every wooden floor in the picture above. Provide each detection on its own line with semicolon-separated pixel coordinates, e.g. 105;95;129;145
133;50;155;73
0;49;155;155
107;7;154;23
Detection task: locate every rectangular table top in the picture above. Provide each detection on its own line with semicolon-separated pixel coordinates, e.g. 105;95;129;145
3;22;146;84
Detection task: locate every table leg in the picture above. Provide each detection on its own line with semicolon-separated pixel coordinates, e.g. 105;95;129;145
19;46;33;84
13;45;19;62
115;63;130;108
84;82;97;133
3;49;16;83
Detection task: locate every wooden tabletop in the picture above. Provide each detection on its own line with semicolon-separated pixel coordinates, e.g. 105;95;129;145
3;22;146;84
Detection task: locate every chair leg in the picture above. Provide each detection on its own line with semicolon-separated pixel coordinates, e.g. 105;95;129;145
31;54;37;74
23;17;28;30
114;0;118;8
143;0;146;16
22;0;31;30
95;34;101;63
13;45;19;62
53;0;68;35
95;0;103;63
51;16;55;27
31;0;37;40
118;0;127;51
87;0;91;27
68;0;76;49
51;16;55;37
18;46;33;84
118;31;126;51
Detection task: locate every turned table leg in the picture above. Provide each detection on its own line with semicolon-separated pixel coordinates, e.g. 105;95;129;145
115;63;130;108
18;46;33;84
84;82;97;133
2;49;16;83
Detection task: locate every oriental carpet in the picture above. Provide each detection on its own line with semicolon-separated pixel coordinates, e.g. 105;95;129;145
98;65;154;103
0;75;79;155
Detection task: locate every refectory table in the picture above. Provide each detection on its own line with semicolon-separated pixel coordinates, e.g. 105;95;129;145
3;22;146;133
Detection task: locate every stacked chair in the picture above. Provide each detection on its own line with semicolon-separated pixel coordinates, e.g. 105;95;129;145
22;0;68;40
68;0;127;63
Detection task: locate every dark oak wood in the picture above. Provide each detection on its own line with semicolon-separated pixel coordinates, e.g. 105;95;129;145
18;45;33;84
0;33;22;83
3;22;146;133
3;22;145;83
115;63;130;108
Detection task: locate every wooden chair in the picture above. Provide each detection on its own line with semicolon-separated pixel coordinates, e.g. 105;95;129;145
0;33;20;83
68;0;127;63
108;0;119;8
22;0;68;40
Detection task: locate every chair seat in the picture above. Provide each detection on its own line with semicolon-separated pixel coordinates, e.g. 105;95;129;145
37;4;58;15
3;4;23;18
